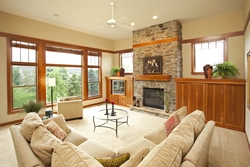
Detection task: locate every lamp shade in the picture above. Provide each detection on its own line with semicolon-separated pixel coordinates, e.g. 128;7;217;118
48;78;56;87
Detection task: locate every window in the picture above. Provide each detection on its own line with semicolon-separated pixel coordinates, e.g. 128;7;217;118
7;38;103;114
87;51;101;97
10;40;38;110
192;39;226;74
120;51;133;73
46;47;83;103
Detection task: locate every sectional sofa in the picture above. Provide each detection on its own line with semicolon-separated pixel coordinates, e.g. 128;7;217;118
10;106;215;167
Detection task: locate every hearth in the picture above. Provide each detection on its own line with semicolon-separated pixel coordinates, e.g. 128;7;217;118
143;88;164;109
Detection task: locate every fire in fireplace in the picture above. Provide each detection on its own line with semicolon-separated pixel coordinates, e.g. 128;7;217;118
143;88;164;109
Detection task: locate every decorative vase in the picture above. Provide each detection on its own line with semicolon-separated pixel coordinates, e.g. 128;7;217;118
120;68;125;77
203;64;210;79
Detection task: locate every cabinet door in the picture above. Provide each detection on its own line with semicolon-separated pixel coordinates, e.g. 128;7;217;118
119;96;127;106
206;84;224;125
224;84;245;131
110;95;119;104
189;83;206;114
176;82;189;111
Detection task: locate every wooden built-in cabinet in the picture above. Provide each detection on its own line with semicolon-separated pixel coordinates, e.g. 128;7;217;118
105;76;134;106
175;78;246;132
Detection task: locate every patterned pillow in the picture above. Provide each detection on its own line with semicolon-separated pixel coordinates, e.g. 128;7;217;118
164;114;180;136
45;120;68;140
95;153;130;167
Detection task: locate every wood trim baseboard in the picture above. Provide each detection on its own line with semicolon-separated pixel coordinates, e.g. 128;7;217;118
0;119;22;127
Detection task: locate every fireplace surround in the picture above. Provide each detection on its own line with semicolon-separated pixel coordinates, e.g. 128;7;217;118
133;20;182;112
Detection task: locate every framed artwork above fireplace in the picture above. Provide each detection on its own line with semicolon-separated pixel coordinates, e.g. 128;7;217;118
143;56;162;74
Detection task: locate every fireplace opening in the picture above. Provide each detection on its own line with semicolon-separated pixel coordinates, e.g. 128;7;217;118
143;88;164;109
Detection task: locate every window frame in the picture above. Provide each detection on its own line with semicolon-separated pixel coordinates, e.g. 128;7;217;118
191;38;228;75
7;37;103;114
119;49;133;75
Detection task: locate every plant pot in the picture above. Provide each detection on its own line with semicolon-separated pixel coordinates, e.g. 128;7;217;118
116;71;120;76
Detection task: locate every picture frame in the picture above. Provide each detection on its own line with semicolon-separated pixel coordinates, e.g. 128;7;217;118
143;56;162;74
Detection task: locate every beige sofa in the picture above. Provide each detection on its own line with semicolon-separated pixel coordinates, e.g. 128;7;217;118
10;106;215;167
57;96;83;120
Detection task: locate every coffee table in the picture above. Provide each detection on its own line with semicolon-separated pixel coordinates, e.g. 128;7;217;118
93;108;129;137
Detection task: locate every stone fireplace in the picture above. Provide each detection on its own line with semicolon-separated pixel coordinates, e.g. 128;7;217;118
133;20;182;112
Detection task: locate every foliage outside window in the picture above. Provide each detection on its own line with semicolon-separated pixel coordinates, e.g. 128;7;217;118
46;47;83;103
87;51;101;97
120;51;133;73
193;39;226;74
10;41;38;110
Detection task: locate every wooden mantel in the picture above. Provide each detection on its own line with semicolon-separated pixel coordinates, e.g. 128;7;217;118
134;74;172;81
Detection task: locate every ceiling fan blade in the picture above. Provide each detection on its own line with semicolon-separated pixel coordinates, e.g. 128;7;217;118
92;25;107;30
116;17;128;23
118;24;134;30
94;18;107;23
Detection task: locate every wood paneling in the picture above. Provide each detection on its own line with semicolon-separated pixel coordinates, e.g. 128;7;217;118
105;76;134;106
175;78;246;131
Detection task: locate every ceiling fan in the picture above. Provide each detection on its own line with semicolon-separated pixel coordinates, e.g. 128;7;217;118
93;2;133;30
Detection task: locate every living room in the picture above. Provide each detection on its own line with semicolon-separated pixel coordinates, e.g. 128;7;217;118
0;0;250;166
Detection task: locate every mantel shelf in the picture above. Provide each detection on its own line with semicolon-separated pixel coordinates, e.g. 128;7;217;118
134;74;172;81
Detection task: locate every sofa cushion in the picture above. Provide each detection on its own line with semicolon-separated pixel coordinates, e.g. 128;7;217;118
118;137;157;156
43;114;71;133
184;110;205;139
170;117;195;157
144;125;166;144
95;153;130;167
52;141;103;167
30;125;62;166
20;112;45;142
182;121;215;167
78;139;116;158
64;127;88;146
45;120;68;140
120;147;150;167
170;106;187;122
137;137;182;167
164;114;180;136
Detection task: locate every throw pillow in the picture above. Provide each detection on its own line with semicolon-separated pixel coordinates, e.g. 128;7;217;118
164;114;180;136
43;114;71;134
120;147;150;167
30;125;62;166
52;142;103;167
95;153;130;167
45;120;68;140
20;112;45;142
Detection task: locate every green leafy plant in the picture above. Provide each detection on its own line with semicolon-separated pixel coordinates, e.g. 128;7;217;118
22;100;44;113
110;67;120;76
156;90;173;113
212;61;239;79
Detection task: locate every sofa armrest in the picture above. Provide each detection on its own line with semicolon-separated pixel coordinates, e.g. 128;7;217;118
10;125;45;167
181;121;215;167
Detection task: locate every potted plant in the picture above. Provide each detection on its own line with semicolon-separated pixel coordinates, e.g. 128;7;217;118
22;100;44;114
212;61;239;79
156;90;173;113
110;67;120;76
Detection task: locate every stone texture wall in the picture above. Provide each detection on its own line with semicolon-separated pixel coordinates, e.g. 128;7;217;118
133;20;182;112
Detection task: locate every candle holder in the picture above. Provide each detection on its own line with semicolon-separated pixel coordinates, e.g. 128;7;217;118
111;101;116;116
104;98;109;115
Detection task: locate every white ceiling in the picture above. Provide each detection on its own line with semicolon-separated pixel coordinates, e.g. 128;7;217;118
0;0;246;40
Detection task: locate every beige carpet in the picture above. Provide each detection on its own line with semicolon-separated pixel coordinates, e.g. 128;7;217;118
0;104;250;167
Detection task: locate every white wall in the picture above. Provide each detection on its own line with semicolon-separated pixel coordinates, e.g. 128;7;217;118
182;10;244;79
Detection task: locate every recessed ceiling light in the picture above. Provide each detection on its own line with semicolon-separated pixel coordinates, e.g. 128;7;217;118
131;22;135;26
153;16;158;19
53;14;60;17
